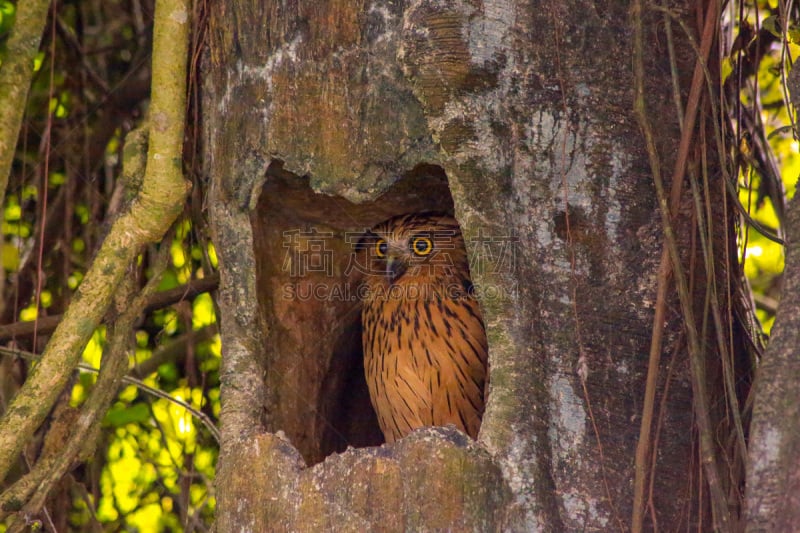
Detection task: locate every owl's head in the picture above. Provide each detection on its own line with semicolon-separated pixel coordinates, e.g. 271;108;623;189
357;212;471;292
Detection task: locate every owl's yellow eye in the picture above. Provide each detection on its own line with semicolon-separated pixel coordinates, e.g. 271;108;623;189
411;236;433;256
375;239;388;258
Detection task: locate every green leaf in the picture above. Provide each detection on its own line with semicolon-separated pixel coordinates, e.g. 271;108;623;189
766;124;795;140
104;403;151;427
0;1;16;39
789;24;800;44
762;15;781;38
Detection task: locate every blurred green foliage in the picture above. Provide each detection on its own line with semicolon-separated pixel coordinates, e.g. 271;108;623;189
1;0;219;530
736;26;798;333
65;255;220;531
0;1;15;43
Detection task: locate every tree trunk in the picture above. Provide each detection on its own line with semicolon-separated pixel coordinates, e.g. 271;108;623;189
204;0;744;530
745;190;800;531
745;65;800;531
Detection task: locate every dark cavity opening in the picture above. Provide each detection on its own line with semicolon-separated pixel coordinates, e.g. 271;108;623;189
251;162;454;464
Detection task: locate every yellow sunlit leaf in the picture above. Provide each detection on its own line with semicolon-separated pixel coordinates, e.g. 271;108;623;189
136;330;149;347
82;327;107;369
176;219;191;239
190;484;207;505
177;265;191;284
2;243;19;271
127;503;166;532
161;310;179;335
72;237;85;253
68;272;83;290
40;290;52;308
118;384;138;402
171;240;186;268
721;56;734;85
50;172;66;186
4;204;20;221
33;51;45;72
195;448;215;471
192;293;216;328
75;204;90;224
70;383;86;406
207;243;218;268
747;245;763;257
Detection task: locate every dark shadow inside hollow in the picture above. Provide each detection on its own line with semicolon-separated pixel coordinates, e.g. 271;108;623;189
251;162;455;464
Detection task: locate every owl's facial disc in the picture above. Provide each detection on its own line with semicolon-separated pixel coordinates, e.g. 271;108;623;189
385;255;407;282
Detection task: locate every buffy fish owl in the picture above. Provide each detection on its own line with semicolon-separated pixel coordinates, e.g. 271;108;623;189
359;212;488;443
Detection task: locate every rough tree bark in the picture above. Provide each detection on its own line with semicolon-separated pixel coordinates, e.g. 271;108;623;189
745;67;800;531
204;0;742;530
745;180;800;532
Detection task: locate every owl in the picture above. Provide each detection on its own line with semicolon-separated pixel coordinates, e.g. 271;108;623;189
358;212;488;443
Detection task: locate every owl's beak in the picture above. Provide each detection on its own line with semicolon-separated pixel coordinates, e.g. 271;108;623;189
386;255;407;282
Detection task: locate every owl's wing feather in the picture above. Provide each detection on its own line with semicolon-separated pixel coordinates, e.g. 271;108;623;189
426;295;486;438
392;362;433;435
